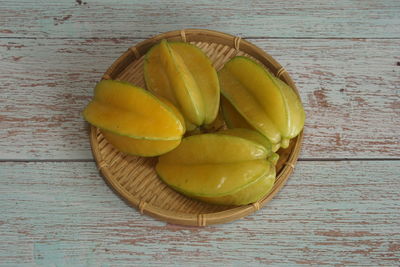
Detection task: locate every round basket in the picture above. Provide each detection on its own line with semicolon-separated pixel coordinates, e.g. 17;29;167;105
89;29;304;226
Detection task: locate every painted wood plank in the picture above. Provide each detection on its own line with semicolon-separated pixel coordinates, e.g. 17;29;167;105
1;0;400;39
0;161;399;265
1;38;399;160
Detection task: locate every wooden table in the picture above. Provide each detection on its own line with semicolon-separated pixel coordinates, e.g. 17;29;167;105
1;1;399;265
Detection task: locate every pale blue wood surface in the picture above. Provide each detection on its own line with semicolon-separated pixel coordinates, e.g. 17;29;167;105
1;38;399;160
1;0;400;38
1;161;399;266
0;0;399;265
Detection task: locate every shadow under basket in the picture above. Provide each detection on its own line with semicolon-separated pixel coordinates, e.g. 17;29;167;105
89;29;304;226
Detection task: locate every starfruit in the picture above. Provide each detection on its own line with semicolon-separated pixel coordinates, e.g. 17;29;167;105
219;56;305;149
217;128;279;164
83;80;185;156
144;40;220;129
156;133;276;205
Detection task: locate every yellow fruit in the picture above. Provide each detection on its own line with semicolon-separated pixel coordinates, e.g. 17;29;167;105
219;56;305;149
144;40;219;126
217;128;272;152
221;98;281;152
267;152;279;165
156;95;186;132
217;128;280;159
83;80;184;156
157;160;270;197
203;109;225;132
272;76;306;142
158;133;268;165
198;162;276;205
221;96;253;129
101;130;181;157
156;134;275;205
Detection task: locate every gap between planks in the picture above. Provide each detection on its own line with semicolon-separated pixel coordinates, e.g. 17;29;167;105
0;158;399;163
1;36;400;40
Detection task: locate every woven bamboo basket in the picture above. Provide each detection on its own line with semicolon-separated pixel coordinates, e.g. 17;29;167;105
89;29;304;226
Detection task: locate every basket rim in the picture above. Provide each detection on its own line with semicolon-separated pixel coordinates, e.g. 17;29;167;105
90;28;304;226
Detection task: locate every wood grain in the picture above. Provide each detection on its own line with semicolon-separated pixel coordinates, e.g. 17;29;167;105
1;0;400;39
1;0;399;265
1;38;399;160
1;161;399;265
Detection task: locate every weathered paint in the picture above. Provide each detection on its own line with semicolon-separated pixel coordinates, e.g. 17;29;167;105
0;161;399;265
1;0;399;265
0;0;399;38
0;38;399;160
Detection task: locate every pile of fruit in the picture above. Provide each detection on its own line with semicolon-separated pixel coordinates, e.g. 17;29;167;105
83;39;305;206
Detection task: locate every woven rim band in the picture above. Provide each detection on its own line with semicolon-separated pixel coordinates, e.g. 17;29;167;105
285;162;295;169
197;214;206;226
102;73;111;80
234;36;241;50
277;67;287;78
252;202;261;211
129;46;140;59
180;30;187;42
98;160;108;171
139;200;147;214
